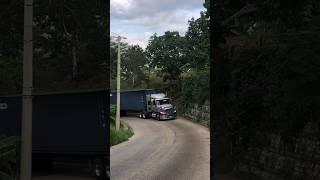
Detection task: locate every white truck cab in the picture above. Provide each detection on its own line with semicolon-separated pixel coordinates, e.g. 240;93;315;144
144;93;177;120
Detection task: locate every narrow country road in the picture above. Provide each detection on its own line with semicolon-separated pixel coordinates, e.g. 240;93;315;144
110;117;210;180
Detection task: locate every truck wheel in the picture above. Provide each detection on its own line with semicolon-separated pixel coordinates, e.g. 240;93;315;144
142;113;146;119
157;113;161;121
93;158;108;180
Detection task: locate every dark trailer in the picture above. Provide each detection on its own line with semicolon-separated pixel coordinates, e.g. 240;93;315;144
0;89;109;178
109;89;156;114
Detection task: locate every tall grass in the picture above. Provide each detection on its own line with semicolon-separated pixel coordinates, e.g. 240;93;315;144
109;105;133;146
110;123;133;146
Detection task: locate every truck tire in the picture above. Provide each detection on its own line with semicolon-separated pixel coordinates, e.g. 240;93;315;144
142;113;146;119
157;113;161;121
93;158;108;180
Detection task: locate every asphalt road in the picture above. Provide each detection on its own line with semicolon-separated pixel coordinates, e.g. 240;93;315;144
110;117;210;180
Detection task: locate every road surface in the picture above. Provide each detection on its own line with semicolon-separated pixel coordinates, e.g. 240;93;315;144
110;117;210;180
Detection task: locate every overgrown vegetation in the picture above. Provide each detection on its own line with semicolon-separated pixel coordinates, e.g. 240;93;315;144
109;105;133;146
0;135;19;180
110;122;133;146
0;1;108;95
213;0;320;175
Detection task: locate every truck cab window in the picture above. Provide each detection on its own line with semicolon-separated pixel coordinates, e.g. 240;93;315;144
157;99;170;105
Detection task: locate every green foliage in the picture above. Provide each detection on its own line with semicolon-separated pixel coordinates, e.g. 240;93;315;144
185;12;210;70
110;104;116;117
0;135;19;180
122;45;147;88
145;70;164;90
181;68;210;105
33;0;108;91
0;1;23;95
110;43;148;90
218;0;320;146
109;105;133;146
110;124;133;146
143;2;210;108
145;31;186;82
0;1;108;94
109;102;133;145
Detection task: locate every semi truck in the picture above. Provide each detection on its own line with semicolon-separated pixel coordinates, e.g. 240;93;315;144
0;89;109;179
110;89;177;120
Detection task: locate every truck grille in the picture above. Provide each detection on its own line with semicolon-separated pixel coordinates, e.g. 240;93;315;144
165;108;174;114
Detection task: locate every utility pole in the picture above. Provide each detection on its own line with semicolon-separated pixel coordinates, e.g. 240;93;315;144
20;0;33;180
115;35;126;130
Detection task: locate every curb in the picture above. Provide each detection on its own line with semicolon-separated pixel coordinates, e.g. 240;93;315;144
120;119;131;131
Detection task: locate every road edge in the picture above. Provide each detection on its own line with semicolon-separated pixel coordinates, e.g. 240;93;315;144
110;118;135;148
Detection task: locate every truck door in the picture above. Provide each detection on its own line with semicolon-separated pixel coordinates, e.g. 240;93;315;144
147;99;151;112
151;99;156;111
150;99;157;117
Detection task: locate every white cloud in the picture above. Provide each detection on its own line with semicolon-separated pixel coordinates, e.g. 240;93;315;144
110;0;133;16
111;0;206;49
121;31;154;49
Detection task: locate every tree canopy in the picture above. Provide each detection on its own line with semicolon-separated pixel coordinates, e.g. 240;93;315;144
0;0;108;95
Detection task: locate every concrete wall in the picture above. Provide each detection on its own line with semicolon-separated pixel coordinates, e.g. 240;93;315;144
183;102;210;127
235;122;320;180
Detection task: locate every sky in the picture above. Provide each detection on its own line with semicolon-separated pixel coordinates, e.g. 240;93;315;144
110;0;205;49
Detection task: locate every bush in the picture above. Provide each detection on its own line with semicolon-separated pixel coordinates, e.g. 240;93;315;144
110;104;116;117
110;124;133;146
180;68;210;105
109;104;133;146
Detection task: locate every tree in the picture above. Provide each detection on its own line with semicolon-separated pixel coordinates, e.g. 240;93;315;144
185;11;210;70
122;45;147;88
32;0;108;91
145;31;186;82
0;0;23;95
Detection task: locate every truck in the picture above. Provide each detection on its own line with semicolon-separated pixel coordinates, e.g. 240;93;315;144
110;89;177;120
0;89;109;179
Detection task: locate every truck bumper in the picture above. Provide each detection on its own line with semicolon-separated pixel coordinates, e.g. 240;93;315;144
159;114;176;120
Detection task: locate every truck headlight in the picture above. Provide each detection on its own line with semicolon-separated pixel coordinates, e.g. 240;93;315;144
160;111;166;115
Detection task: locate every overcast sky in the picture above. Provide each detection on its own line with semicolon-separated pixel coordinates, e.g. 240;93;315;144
110;0;205;49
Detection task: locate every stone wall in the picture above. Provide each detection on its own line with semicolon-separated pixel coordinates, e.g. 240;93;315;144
235;122;320;180
183;102;210;127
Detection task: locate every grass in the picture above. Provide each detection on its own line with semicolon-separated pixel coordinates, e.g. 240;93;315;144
110;120;133;146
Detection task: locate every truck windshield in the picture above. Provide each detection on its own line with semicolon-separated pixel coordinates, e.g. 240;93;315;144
157;99;170;105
